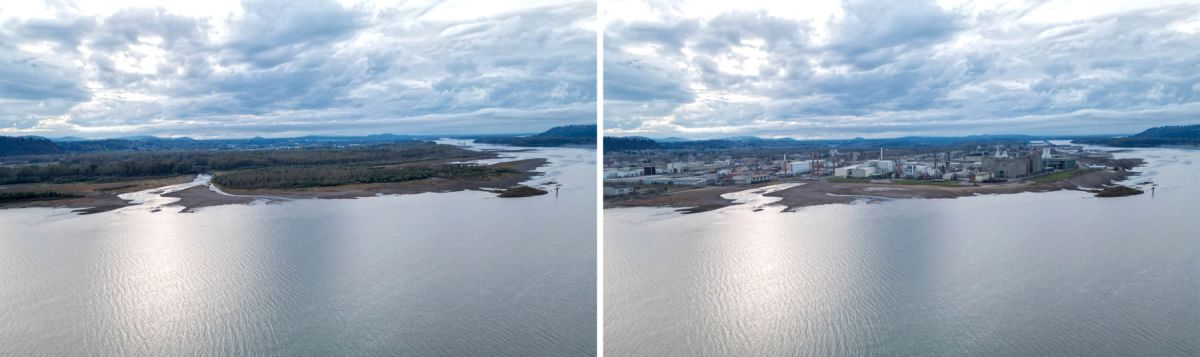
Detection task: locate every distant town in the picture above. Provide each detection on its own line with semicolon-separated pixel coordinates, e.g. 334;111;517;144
602;124;1197;211
608;141;1093;193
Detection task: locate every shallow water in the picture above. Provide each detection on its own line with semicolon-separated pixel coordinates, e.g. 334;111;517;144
0;143;596;356
605;147;1200;356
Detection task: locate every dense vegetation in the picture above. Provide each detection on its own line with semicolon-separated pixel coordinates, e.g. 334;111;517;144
0;142;485;185
1095;185;1143;197
604;136;663;151
1;134;428;157
212;164;515;190
475;124;596;147
1074;124;1200;147
495;185;548;197
0;191;79;203
0;137;62;156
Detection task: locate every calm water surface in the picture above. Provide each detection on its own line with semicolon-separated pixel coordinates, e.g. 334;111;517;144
1;143;596;356
606;147;1199;356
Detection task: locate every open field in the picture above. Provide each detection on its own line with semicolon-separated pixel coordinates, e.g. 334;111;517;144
1031;168;1099;183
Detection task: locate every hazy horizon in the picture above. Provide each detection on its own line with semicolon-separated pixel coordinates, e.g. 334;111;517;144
607;122;1199;141
8;123;592;141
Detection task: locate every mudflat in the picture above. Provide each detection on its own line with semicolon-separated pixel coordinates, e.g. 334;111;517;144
605;184;773;213
0;176;193;214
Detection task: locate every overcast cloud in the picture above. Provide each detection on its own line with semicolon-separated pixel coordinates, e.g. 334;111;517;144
0;0;595;138
604;0;1200;139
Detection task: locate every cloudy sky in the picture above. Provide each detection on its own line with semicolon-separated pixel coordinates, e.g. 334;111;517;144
0;0;595;138
604;0;1200;139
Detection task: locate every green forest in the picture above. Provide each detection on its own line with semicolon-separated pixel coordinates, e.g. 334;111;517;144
212;164;515;190
0;191;80;203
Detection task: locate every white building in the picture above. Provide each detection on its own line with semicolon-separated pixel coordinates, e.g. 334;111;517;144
665;161;706;174
872;160;895;173
902;163;939;178
785;161;812;175
850;167;876;178
603;187;633;196
603;168;642;179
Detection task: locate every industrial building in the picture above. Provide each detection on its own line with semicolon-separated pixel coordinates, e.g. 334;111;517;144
603;187;634;196
834;160;896;178
1043;157;1078;171
784;161;812;175
981;150;1043;178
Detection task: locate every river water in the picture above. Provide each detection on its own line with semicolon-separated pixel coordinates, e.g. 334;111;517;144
0;142;596;356
605;146;1199;356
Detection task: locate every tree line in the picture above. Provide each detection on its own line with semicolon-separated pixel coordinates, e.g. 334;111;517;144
0;142;487;185
212;164;516;190
0;191;80;203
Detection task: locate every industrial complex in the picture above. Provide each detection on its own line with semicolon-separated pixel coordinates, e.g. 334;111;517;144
604;141;1100;197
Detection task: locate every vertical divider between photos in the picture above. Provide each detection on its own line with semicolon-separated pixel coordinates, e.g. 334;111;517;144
594;0;605;354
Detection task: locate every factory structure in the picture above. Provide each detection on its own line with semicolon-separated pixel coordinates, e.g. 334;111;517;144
980;148;1043;178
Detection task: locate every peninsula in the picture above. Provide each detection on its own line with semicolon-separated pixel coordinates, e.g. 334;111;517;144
0;125;596;213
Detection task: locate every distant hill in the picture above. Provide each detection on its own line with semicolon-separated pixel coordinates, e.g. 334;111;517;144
474;124;596;147
1074;124;1200;147
1;133;432;158
536;124;595;138
0;136;63;156
603;136;663;151
603;133;1058;152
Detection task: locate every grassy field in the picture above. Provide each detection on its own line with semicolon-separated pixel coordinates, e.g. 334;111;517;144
828;177;961;187
827;177;872;184
1031;168;1098;184
890;179;963;187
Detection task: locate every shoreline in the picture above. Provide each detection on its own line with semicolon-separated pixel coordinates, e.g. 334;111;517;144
0;176;195;214
605;159;1143;214
1;158;549;214
210;157;549;200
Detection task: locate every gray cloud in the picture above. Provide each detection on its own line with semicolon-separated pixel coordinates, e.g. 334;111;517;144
605;1;1200;139
0;0;596;138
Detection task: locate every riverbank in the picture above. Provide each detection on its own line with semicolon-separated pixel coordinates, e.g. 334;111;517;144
0;176;194;213
769;167;1135;212
604;184;772;213
605;160;1143;213
1;158;549;214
